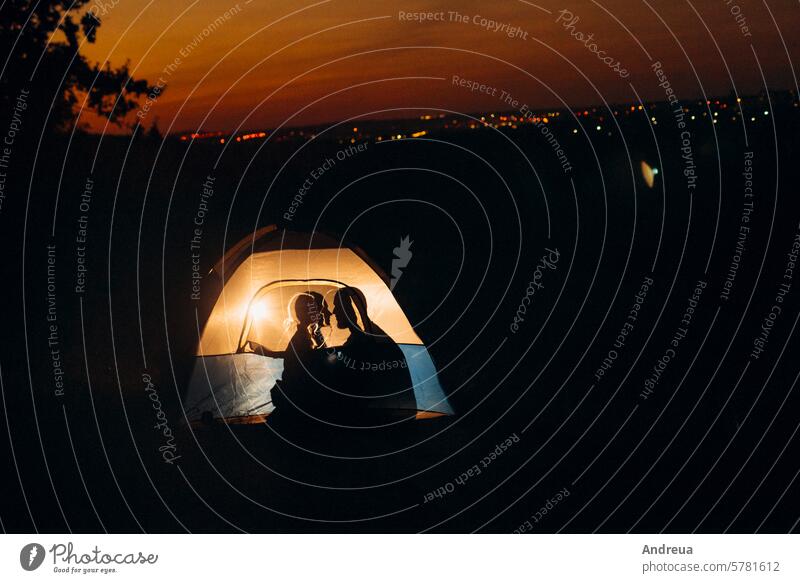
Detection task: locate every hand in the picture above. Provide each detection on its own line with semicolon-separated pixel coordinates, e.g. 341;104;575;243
245;340;268;355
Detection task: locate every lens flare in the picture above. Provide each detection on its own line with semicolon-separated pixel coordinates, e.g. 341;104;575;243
641;160;657;188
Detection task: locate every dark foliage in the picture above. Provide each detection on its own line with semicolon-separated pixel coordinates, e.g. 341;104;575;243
1;0;154;131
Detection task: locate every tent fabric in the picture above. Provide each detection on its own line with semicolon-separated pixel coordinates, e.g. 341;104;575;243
183;344;453;422
199;248;422;356
184;354;280;420
398;345;454;415
242;280;348;352
184;227;453;421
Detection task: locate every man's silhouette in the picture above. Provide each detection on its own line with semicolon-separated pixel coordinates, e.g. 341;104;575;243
330;287;416;421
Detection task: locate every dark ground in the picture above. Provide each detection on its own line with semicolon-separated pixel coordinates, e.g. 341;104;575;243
1;95;800;532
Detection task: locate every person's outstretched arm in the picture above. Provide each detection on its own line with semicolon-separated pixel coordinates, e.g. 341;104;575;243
243;340;282;358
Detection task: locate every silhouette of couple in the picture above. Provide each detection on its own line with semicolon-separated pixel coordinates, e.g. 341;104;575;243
253;287;415;425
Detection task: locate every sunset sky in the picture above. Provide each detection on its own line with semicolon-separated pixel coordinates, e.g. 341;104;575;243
80;0;800;133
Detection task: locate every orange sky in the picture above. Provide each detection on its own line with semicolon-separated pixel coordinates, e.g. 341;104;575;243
80;0;800;133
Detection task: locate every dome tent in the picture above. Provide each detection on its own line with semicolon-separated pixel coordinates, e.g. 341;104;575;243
183;225;454;424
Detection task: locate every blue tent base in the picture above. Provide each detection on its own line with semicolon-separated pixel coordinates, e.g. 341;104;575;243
182;344;453;424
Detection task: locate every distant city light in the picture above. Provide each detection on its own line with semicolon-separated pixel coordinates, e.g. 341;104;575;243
169;94;783;147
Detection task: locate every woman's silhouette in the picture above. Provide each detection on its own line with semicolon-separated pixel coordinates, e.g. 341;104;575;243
248;292;330;416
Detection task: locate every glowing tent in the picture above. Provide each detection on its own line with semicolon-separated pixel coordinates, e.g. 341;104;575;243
183;226;453;424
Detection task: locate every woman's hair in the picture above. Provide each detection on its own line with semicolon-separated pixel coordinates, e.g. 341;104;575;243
286;292;319;328
284;292;328;348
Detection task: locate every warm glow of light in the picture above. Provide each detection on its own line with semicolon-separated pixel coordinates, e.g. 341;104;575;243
77;0;800;136
180;131;224;141
239;131;267;141
250;300;270;321
411;130;427;138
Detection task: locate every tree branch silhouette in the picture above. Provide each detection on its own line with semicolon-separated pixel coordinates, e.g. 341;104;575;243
1;0;156;132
